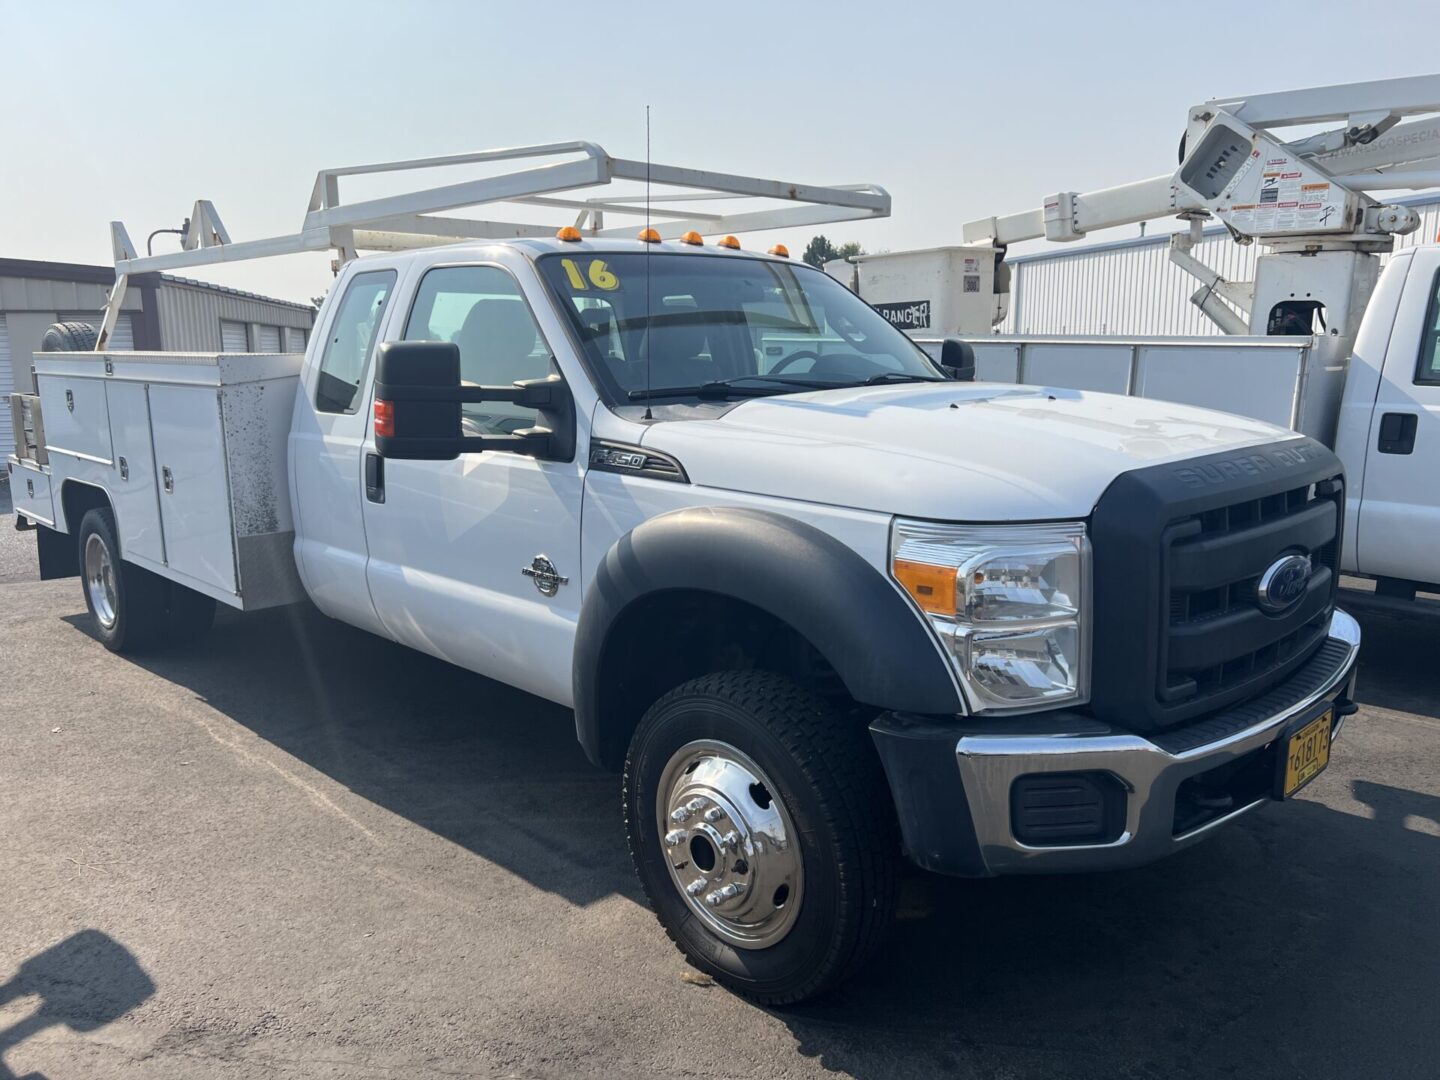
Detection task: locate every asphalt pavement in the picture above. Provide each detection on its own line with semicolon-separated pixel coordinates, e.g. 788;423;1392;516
1;517;1437;1079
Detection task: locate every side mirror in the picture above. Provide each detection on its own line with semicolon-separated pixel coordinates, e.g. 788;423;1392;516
374;341;464;460
373;341;573;461
940;338;976;382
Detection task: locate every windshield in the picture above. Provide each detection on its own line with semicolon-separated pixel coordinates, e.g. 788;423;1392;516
537;252;943;401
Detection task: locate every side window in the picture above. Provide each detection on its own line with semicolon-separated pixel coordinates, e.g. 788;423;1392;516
315;270;397;414
1417;270;1440;385
403;265;551;437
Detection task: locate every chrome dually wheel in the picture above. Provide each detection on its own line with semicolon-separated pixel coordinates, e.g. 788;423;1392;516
77;507;169;653
658;740;804;950
84;531;118;629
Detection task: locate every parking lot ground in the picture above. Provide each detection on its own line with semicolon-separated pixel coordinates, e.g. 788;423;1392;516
1;518;1438;1080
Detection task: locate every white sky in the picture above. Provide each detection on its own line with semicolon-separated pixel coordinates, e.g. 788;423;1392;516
2;0;1435;304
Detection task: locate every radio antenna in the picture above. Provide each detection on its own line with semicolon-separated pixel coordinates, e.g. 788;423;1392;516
643;104;654;420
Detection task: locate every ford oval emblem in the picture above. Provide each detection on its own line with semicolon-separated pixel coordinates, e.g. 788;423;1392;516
1257;553;1312;613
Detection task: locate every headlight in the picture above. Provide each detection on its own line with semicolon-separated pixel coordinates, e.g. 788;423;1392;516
891;520;1090;713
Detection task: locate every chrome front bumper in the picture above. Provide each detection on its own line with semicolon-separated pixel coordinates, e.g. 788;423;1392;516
870;609;1361;877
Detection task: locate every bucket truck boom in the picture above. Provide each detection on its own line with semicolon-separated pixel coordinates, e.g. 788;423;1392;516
960;73;1440;349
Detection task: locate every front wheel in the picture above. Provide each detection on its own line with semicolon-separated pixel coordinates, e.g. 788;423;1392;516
623;672;899;1005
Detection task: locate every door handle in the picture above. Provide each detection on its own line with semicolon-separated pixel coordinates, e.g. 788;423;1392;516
162;466;174;493
1377;412;1418;455
365;452;385;503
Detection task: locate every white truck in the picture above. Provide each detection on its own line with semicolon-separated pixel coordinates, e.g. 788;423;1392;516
7;146;1360;1003
829;73;1440;610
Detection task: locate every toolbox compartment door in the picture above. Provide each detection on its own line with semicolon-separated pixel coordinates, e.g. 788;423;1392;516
149;384;237;595
8;460;55;525
105;381;165;565
36;373;113;464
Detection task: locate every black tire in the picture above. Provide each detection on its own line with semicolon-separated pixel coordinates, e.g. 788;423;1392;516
77;508;169;653
624;671;899;1005
42;321;98;352
166;584;217;643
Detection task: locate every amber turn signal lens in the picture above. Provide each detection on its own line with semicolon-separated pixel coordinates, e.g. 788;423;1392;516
679;230;704;246
717;235;741;250
768;243;789;257
893;559;957;617
638;227;662;243
374;399;394;439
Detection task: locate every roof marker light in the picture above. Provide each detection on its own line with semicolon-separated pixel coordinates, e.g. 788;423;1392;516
679;230;704;246
638;227;662;243
556;226;583;242
717;235;741;250
768;243;789;257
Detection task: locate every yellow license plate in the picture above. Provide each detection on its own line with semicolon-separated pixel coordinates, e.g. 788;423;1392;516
1282;710;1332;797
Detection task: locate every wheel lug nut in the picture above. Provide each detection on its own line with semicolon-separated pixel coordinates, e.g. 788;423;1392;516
704;883;746;906
670;808;690;823
664;829;686;847
720;830;740;849
685;798;706;813
703;807;725;823
685;878;707;896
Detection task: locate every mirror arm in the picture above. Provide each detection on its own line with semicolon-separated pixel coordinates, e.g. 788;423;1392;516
376;428;553;462
375;374;563;408
460;428;554;457
372;336;572;463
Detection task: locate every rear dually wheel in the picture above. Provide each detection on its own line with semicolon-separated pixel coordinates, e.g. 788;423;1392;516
77;508;170;653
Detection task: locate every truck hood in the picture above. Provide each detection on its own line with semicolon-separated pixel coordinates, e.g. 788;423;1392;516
640;383;1297;521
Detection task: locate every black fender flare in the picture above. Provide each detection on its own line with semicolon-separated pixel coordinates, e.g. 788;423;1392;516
573;506;963;768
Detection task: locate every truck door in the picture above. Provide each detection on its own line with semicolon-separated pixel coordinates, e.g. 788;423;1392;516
359;262;584;706
1355;254;1440;585
291;265;402;637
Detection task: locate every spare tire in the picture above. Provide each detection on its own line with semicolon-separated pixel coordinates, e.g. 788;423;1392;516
41;321;99;352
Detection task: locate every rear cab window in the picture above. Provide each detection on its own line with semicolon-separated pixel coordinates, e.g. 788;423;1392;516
315;270;397;414
1416;269;1440;385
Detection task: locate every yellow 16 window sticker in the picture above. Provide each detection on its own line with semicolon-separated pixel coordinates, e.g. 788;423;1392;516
559;258;620;291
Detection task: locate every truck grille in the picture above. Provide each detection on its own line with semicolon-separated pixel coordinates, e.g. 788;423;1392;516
1089;439;1344;732
1161;481;1339;712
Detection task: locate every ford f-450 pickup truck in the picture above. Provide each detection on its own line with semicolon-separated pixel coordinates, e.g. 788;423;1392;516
8;233;1360;1003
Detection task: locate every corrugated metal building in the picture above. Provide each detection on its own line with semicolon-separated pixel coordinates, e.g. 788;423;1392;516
1000;191;1440;336
1;259;314;461
154;275;314;355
